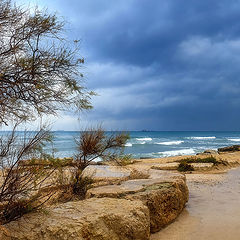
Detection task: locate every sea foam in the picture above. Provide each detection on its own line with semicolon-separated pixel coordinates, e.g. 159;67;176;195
228;138;240;142
158;148;195;157
156;140;184;145
136;137;152;141
125;143;133;147
188;136;216;140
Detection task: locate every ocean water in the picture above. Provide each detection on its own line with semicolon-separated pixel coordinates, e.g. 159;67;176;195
2;131;240;159
45;131;240;159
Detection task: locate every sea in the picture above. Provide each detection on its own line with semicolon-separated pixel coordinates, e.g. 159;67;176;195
43;131;240;159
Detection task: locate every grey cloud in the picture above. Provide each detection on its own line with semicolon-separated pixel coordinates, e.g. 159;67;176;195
16;0;240;130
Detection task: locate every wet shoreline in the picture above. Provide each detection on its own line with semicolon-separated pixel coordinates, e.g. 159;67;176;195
151;167;240;240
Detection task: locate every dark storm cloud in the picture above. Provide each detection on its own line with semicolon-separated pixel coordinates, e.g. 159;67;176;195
19;0;240;130
65;0;240;66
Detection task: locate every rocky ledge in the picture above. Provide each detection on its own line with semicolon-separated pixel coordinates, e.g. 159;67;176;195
1;169;188;240
86;170;188;233
1;198;150;240
218;145;240;153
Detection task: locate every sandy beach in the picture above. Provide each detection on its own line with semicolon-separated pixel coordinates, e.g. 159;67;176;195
148;153;240;240
2;149;240;239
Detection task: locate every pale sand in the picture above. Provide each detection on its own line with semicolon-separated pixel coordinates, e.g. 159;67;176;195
135;151;240;165
151;166;240;240
129;152;240;174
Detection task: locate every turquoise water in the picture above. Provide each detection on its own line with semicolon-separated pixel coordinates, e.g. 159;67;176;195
2;131;240;159
47;131;240;159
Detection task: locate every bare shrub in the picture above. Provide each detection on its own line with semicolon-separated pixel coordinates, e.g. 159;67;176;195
0;0;94;223
114;154;134;166
0;122;61;224
74;128;129;171
72;128;129;196
0;0;101;224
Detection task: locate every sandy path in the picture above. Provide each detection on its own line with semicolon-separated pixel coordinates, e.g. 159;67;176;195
151;167;240;240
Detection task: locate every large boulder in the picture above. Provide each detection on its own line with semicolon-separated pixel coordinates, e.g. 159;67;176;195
86;171;188;233
126;181;188;233
1;168;188;239
2;198;150;240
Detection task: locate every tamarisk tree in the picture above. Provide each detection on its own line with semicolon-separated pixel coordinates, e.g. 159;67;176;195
0;0;129;221
73;128;129;196
0;0;94;222
0;0;94;125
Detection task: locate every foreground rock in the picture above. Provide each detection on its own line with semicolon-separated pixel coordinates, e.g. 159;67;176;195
2;198;150;240
1;168;188;239
87;170;188;233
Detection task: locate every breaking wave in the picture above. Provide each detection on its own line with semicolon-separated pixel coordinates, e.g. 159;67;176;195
156;140;184;145
125;143;133;147
136;138;152;141
157;148;195;157
228;138;240;142
188;136;216;140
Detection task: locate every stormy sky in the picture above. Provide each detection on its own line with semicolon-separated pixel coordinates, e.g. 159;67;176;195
17;0;240;131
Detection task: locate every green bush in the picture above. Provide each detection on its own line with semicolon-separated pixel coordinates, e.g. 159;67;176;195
179;156;218;164
177;162;194;172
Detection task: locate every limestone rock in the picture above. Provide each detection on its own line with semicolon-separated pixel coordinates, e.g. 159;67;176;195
82;165;131;180
148;169;186;181
203;149;218;154
126;180;188;233
86;171;188;233
3;198;150;240
150;162;179;170
0;226;10;240
218;145;240;153
191;163;214;170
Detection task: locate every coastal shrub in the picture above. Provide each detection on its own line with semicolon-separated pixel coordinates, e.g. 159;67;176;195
0;124;64;224
0;0;94;125
0;0;94;223
22;157;75;168
115;154;134;166
73;128;129;171
177;162;194;172
72;176;94;199
0;199;34;224
179;156;218;165
72;128;129;196
54;176;94;203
